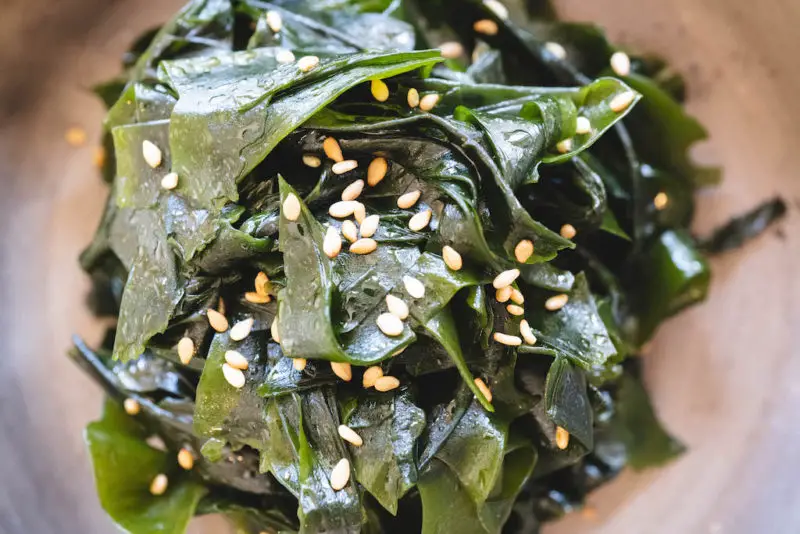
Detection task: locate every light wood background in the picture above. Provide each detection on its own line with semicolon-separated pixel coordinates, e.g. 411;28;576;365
0;1;797;533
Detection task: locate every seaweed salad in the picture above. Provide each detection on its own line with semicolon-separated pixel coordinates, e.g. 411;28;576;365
71;0;786;532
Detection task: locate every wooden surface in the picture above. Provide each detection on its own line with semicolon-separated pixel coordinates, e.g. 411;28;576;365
0;1;797;533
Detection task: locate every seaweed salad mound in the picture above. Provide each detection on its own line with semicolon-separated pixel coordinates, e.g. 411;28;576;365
71;0;786;533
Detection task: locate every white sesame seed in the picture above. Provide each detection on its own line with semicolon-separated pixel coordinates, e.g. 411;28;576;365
514;239;534;263
374;375;400;392
362;366;383;388
255;272;270;297
297;55;320;72
610;51;631;77
207;309;229;332
160;172;179;190
493;269;520;289
407;88;420;108
359;214;380;238
330;458;351;490
266;10;282;33
442;246;463;271
555;426;570;449
123;398;140;416
544;41;567;60
576;116;592;135
245;292;271;304
439;41;464;59
520;319;537;345
556;138;573;154
329;200;359;218
177;337;194;365
222;363;246;388
493;332;522;346
142;140;162;168
403;276;425;299
371;79;389;102
293;358;307;371
350;238;377;255
496;286;512;303
225;350;249;370
353;202;366;224
560;223;577;239
302;154;321;168
654;191;669;210
474;377;493;403
341;220;359;243
510;288;524;305
408;209;432;231
484;0;509;19
332;160;358;175
386;294;409;320
331;362;352;381
473;19;499;36
276;48;295;64
337;425;364;447
545;294;569;311
283;193;301;221
419;93;440;112
271;317;281;343
230;318;254;341
377;312;404;336
367;157;388;186
324;226;342;258
177;448;194;470
507;304;524;316
323;137;343;162
609;91;636;113
397;190;421;209
150;474;168;495
341;179;365;201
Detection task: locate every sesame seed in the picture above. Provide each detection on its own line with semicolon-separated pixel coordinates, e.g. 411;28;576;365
473;19;499;35
218;297;226;316
302;154;321;168
266;10;282;33
609;91;636;113
386;294;409;320
271;317;281;343
324;226;342;258
439;41;464;59
556;138;573;154
407;88;420;108
123;398;140;416
341;220;359;243
330;458;351;490
354;202;366;223
545;294;569;311
230;318;254;342
93;146;106;168
341;179;365;201
329;200;359;218
276;48;295;64
245;292;271;304
297;55;320;72
150;474;168;496
332;160;358;175
331;362;352;381
142;140;162;168
255;272;270;297
337;425;364;447
225;350;249;370
160;172;179;190
293;358;307;371
610;51;631;77
222;363;246;389
403;276;425;299
350;238;377;255
323;137;344;162
362;366;383;388
374;375;400;392
493;269;520;289
544;41;567;60
514;239;534;263
576;116;592;135
360;214;380;238
408;209;432;231
484;0;509;19
507;304;524;316
520;319;537;345
654;191;669;210
510;288;524;305
397;190;421;209
371;79;390;102
493;332;522;346
177;448;194;470
65;127;87;146
283;193;301;221
377;313;404;337
442;246;463;271
560;223;577;239
392;346;407;357
474;377;493;403
496;286;512;303
177;337;194;365
207;309;229;332
419;93;440;111
367;157;388;186
555;426;570;449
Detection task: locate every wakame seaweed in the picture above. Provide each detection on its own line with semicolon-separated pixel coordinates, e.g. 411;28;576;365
72;0;785;532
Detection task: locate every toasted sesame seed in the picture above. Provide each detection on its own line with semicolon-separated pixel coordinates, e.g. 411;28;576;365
419;93;440;111
484;0;509;19
255;272;270;297
93;146;106;168
302;154;321;168
293;358;307;371
230;318;254;342
271;317;281;343
150;474;168;495
408;209;432;231
560;223;577;239
160;172;179;190
392;346;407;357
371;79;390;102
350;238;377;255
331;362;352;381
142;140;162;168
324;226;342;258
341;220;359;243
323;137;344;162
654;191;669;210
544;41;567;60
367;157;388;186
493;269;520;289
177;448;194;470
507;304;524;316
65;127;87;146
474;377;493;403
397;190;421;209
374;375;400;392
218;297;226;315
510;288;524;305
386;294;409;320
359;214;380;238
297;55;320;72
329;200;358;218
439;41;464;59
493;332;522;346
545;294;569;311
496;286;512;303
123;398;140;416
283;193;301;221
177;337;194;365
276;48;295;64
245;292;271;304
332;160;358;175
330;458;351;490
341;180;364;202
354;203;366;223
377;312;404;336
225;350;249;370
555;426;570;449
337;425;364;447
610;51;631;76
442;246;463;271
520;319;537;345
609;91;636;113
407;88;420;108
514;239;534;263
362;366;384;388
576;116;592;135
222;363;246;388
207;309;229;332
403;276;425;299
556;138;573;154
473;19;499;35
266;10;282;33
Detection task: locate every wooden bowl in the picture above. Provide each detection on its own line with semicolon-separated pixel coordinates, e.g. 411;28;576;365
0;1;796;532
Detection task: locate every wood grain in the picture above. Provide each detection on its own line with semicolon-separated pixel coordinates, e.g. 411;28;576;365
0;1;797;533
